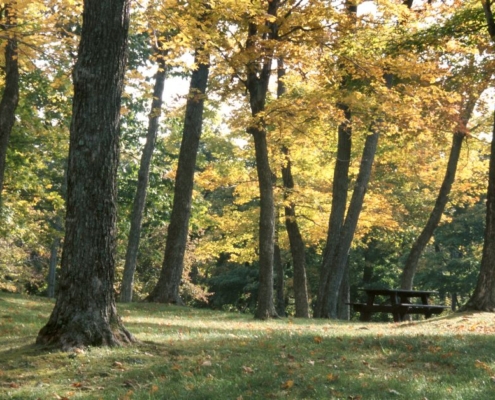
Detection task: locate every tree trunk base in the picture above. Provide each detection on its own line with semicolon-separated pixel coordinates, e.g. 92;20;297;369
37;310;135;351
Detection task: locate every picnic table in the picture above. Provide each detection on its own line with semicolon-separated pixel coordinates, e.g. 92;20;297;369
347;288;449;322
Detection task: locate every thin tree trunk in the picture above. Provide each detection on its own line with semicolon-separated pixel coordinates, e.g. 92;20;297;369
278;57;310;318
0;3;20;200
120;55;167;303
47;237;60;298
274;234;286;317
147;55;209;304
314;104;351;318
37;0;134;349
321;130;380;318
245;0;280;320
400;131;465;290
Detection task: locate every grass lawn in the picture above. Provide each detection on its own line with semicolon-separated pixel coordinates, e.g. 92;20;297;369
1;292;495;399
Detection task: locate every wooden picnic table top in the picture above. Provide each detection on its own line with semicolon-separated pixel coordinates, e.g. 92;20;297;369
359;288;438;297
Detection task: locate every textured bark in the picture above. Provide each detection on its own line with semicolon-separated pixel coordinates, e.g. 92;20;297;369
278;59;309;318
147;56;209;304
463;0;495;313
120;56;167;303
0;4;20;199
321;130;380;318
47;237;60;298
282;147;310;318
274;237;286;317
251;124;277;319
246;0;279;320
463;108;495;311
36;0;134;349
314;104;351;318
400;131;465;290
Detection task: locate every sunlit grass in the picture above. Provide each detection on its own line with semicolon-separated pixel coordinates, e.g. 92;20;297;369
1;292;495;399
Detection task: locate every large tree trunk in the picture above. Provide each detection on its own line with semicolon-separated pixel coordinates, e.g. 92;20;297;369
400;131;465;290
147;56;209;304
278;58;310;318
120;55;167;303
314;104;351;318
464;107;495;311
0;3;20;199
462;0;495;312
37;0;134;350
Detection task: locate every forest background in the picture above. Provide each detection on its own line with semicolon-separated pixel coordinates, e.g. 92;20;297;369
0;0;493;320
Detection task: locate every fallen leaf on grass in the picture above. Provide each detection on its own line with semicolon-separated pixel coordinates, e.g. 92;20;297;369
242;366;254;374
9;382;20;388
201;360;212;367
314;336;323;344
281;380;294;389
326;373;339;382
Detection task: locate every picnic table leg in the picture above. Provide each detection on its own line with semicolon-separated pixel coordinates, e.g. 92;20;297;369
360;312;372;322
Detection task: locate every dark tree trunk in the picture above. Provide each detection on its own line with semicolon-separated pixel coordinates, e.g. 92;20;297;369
120;55;167;303
36;0;134;349
47;237;60;299
274;236;286;317
147;56;209;304
245;0;279;320
400;131;465;290
278;58;310;318
320;130;380;318
337;261;350;320
314;104;351;318
0;3;20;200
463;107;495;311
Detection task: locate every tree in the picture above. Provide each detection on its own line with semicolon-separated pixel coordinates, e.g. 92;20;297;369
278;58;309;318
120;46;167;303
463;0;495;311
0;2;19;200
36;0;134;349
147;49;210;304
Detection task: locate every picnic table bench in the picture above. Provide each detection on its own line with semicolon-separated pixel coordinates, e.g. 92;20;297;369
347;288;449;322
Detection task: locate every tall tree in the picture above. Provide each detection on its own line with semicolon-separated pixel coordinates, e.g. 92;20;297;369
463;0;495;311
243;0;281;320
37;0;134;349
400;101;476;290
120;48;167;303
147;49;210;304
278;58;310;318
0;2;19;200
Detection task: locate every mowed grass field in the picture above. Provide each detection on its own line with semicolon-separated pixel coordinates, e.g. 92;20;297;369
1;292;495;399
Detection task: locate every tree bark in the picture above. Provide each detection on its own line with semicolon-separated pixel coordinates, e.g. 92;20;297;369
120;55;167;303
245;0;279;320
463;107;495;311
400;131;465;290
278;58;310;318
274;235;286;317
37;0;134;349
47;237;60;298
314;104;351;318
320;130;380;318
147;55;209;304
0;3;20;200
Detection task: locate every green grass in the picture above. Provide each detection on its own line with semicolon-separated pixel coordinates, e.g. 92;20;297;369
1;293;495;399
